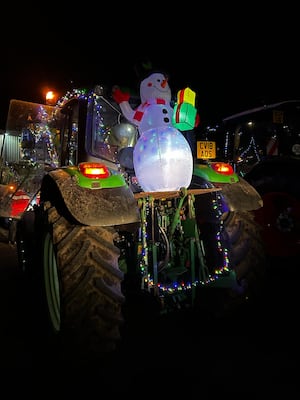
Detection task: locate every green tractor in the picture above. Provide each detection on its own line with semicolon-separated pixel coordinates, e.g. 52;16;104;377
9;84;266;362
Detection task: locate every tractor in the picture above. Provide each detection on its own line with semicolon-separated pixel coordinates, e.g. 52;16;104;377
0;84;266;362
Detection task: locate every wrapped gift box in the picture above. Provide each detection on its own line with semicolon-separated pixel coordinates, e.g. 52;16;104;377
177;87;196;106
172;102;197;131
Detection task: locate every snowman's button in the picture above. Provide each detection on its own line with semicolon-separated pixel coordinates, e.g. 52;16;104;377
162;108;168;114
164;117;170;123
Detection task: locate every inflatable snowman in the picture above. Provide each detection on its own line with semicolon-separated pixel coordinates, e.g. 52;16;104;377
113;72;194;192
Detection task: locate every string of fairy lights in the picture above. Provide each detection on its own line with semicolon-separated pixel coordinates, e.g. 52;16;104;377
20;87;235;304
137;191;230;298
51;87;233;300
20;105;59;167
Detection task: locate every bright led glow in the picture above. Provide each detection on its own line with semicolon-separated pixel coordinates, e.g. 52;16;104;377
46;91;55;101
45;90;58;105
79;163;110;179
211;162;234;175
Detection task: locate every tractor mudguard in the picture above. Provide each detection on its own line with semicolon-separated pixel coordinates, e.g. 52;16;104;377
44;169;140;226
216;176;263;212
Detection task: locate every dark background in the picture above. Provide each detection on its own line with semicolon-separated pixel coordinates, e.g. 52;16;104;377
1;4;300;129
1;5;299;394
0;241;298;396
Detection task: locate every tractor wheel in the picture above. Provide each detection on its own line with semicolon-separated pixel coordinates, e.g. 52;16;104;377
37;201;125;362
191;188;268;316
221;210;268;310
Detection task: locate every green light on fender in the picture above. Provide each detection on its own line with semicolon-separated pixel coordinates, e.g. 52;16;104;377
64;166;127;189
193;162;239;183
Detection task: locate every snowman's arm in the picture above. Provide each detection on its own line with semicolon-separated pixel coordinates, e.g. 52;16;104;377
119;101;137;125
112;87;138;125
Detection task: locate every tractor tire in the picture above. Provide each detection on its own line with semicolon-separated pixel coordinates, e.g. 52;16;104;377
221;210;268;311
37;201;125;362
189;184;268;316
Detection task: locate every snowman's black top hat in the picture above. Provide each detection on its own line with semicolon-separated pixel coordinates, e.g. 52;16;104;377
134;58;170;83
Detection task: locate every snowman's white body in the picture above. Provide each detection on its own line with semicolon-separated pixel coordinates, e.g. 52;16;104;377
119;73;193;192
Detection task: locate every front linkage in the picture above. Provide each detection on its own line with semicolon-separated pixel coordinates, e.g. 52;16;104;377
119;186;238;314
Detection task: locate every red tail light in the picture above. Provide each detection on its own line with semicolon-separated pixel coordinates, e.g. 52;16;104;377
78;163;110;179
211;162;234;175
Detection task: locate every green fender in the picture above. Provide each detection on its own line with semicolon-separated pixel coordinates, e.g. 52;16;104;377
217;176;263;211
45;169;140;227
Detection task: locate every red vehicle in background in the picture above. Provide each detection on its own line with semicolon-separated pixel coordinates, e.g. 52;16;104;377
10;188;40;217
0;99;51;239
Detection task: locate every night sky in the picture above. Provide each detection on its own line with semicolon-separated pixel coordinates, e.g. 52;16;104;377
1;5;299;130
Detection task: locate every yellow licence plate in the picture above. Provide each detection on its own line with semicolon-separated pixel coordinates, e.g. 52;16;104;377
196;141;216;159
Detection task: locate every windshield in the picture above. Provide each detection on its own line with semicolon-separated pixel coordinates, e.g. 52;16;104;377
87;89;138;164
53;86;139;167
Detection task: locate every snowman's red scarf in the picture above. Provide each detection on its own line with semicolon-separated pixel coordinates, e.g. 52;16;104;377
133;98;166;122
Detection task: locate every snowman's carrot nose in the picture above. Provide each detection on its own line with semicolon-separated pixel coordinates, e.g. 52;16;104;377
161;79;168;88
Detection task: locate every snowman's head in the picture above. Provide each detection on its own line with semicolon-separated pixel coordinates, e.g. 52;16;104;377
140;72;171;104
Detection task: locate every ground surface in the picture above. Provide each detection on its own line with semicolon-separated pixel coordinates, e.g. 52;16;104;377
0;240;298;397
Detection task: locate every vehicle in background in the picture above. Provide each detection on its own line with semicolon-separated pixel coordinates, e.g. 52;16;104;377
197;100;300;257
